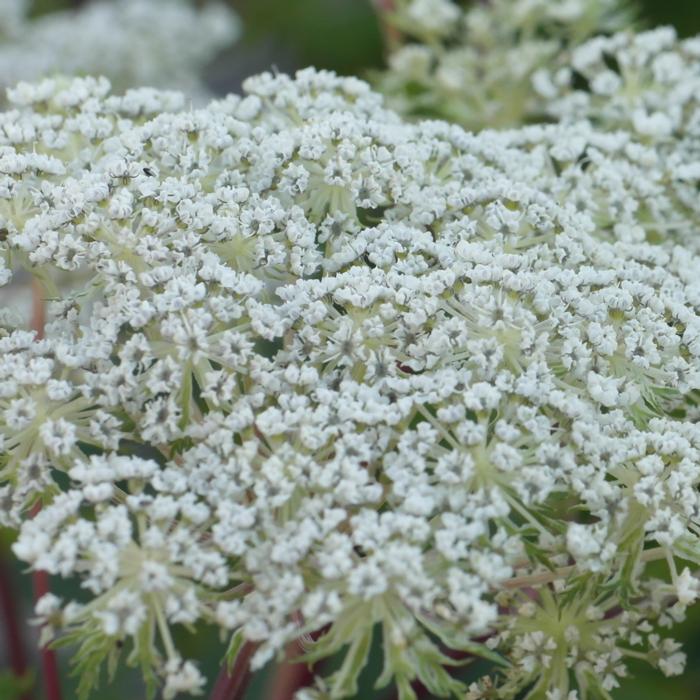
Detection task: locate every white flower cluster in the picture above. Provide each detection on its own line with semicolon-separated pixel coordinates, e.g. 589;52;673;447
484;27;700;260
540;27;700;138
373;0;634;130
0;0;239;96
2;67;700;699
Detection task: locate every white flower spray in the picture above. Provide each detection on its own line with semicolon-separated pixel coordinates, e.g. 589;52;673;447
1;45;700;700
372;0;635;130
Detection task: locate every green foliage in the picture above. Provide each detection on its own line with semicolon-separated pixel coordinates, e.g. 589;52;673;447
0;670;34;699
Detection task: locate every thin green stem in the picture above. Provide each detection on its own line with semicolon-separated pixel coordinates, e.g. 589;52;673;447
153;596;177;660
503;546;668;590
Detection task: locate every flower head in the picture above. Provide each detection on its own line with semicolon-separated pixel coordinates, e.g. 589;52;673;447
1;67;700;698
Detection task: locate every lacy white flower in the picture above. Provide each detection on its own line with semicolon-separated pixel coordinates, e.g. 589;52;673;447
475;27;700;263
541;27;700;137
1;68;700;699
373;0;634;130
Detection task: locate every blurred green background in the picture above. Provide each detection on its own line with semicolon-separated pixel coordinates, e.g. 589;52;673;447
220;0;700;79
3;1;700;699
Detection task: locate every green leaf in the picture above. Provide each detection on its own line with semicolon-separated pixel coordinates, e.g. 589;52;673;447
71;631;116;700
374;622;397;690
397;676;418;700
298;601;370;664
673;534;700;565
411;635;465;696
0;670;34;699
328;626;373;698
610;527;644;605
224;629;247;671
521;538;559;572
127;613;159;700
415;612;509;668
377;614;465;698
376;616;417;690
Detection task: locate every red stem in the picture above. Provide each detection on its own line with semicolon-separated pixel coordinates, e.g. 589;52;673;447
266;640;314;700
31;279;45;341
29;281;62;700
0;555;33;700
372;0;402;52
32;573;62;700
210;641;258;700
30;503;62;700
374;0;396;12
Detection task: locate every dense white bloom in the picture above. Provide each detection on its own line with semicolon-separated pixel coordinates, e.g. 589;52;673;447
1;67;699;698
464;29;700;270
542;27;699;134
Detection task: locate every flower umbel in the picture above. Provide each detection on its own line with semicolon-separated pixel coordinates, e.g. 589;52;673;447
1;66;700;699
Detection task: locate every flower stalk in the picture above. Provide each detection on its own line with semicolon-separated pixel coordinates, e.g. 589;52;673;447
266;641;315;700
372;0;402;53
210;642;258;700
0;554;33;700
30;280;62;700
